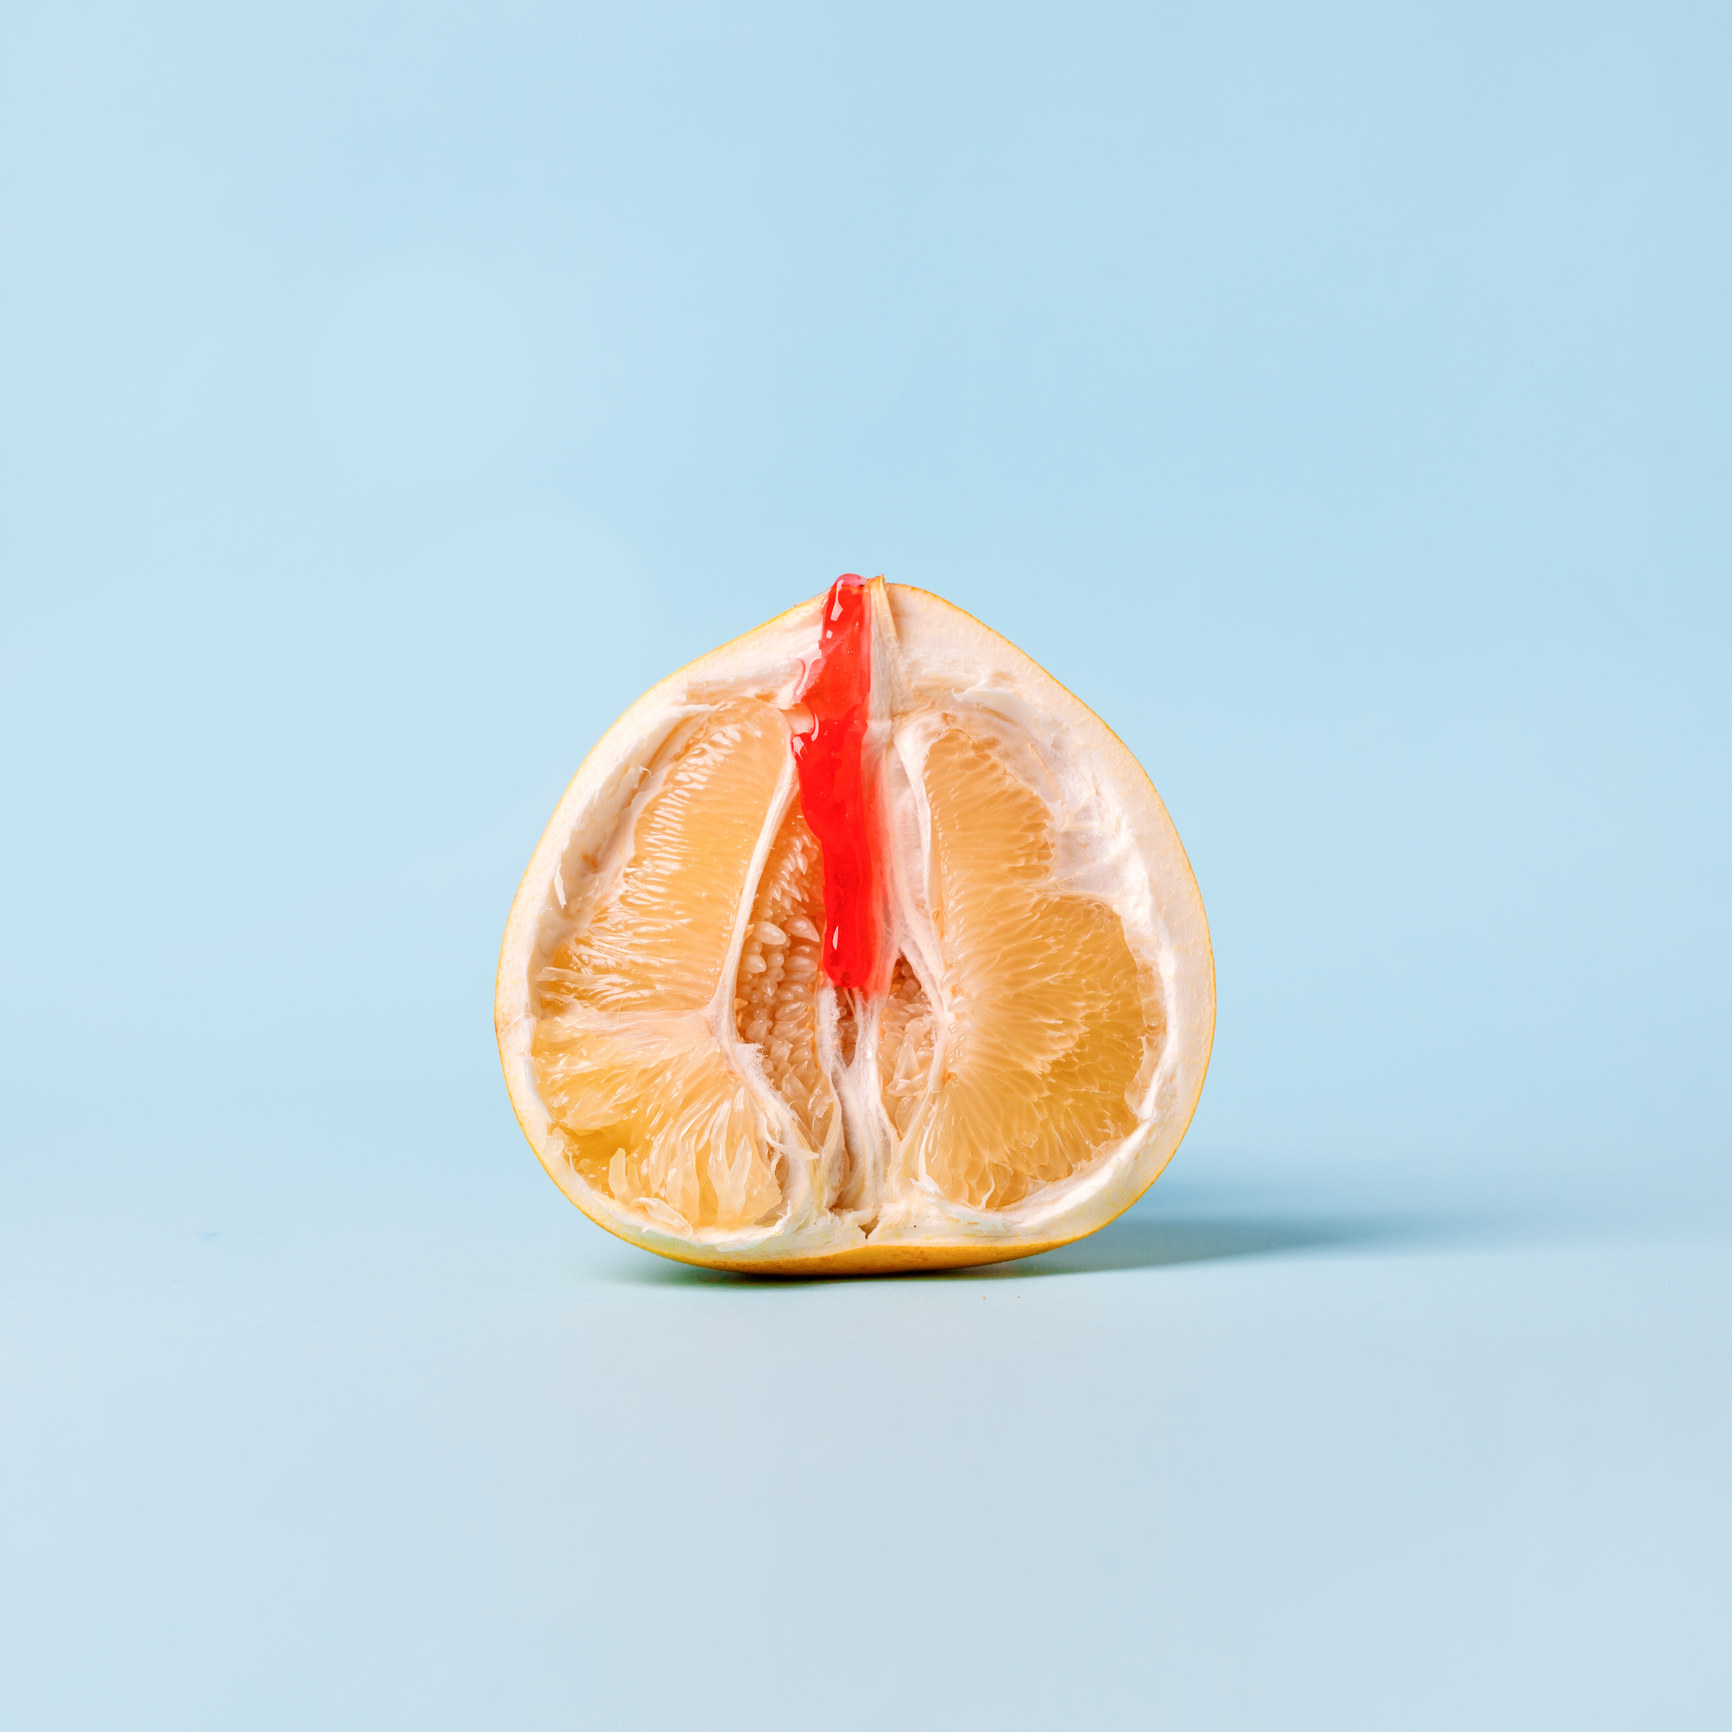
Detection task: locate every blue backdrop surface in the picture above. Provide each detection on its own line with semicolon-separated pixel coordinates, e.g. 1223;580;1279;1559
3;3;1728;1727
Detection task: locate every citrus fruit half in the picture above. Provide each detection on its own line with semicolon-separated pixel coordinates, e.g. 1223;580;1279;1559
496;577;1214;1274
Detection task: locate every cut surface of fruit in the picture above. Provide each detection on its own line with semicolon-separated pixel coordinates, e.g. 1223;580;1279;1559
497;578;1214;1273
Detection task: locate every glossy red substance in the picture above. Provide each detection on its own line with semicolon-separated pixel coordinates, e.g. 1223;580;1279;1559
791;575;891;996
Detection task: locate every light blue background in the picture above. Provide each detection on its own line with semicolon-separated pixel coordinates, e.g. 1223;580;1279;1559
3;3;1728;1727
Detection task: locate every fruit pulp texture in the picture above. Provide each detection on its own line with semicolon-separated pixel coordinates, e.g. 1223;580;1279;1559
791;575;892;996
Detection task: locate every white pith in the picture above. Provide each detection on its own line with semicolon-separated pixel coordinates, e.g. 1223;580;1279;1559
496;581;1216;1267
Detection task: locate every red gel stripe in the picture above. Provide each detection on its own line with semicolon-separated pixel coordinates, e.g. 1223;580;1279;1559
791;574;891;995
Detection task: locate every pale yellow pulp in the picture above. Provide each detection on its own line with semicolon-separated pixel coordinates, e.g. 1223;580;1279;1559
530;698;1162;1233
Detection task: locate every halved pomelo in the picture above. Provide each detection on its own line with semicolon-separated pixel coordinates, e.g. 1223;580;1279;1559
496;578;1214;1274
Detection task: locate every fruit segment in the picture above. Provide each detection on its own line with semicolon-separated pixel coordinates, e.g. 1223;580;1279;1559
876;956;936;1137
530;701;789;1230
912;726;1157;1209
503;577;1198;1265
791;574;892;995
732;808;833;1152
